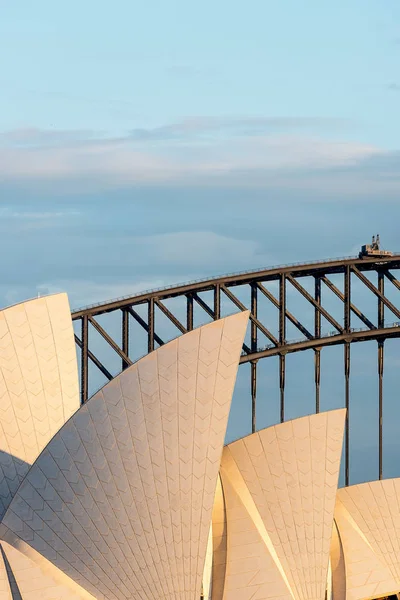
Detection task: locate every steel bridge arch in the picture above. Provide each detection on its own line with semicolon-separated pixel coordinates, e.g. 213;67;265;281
72;254;400;485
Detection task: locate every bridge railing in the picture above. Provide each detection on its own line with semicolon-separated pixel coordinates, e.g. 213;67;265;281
72;254;364;312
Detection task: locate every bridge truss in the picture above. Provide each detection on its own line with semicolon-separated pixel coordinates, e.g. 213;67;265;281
72;255;400;486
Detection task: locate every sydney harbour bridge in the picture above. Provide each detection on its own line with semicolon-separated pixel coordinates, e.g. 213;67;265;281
71;246;400;488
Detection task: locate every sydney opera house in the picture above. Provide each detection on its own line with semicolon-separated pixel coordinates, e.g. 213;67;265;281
0;292;399;600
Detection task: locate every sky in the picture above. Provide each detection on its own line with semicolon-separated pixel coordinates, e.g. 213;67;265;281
2;0;400;486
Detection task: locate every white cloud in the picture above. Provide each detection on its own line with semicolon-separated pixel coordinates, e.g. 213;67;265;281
0;128;96;147
0;120;382;191
0;207;80;219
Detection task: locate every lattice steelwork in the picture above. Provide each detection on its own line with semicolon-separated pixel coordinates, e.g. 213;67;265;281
72;254;400;486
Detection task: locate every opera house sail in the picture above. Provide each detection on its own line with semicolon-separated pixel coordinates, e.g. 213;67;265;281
0;294;80;518
214;409;346;600
0;292;397;600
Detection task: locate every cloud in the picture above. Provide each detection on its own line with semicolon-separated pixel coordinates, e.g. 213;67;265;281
1;117;349;148
0;206;81;232
387;83;400;92
0;207;80;219
7;117;400;197
0;118;381;193
0;128;96;148
126;116;350;142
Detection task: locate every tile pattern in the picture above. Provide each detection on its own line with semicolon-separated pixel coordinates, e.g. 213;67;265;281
334;479;400;600
0;541;87;600
0;530;98;600
219;450;294;600
0;294;79;519
219;409;346;600
2;311;249;600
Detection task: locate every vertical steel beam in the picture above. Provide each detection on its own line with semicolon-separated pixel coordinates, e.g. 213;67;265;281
186;295;194;331
344;265;351;486
148;298;155;353
251;284;258;433
344;342;350;486
378;341;384;480
314;351;321;413
279;355;285;423
344;266;351;332
279;274;286;423
315;276;321;338
81;316;88;404
214;284;221;321
378;271;384;328
251;363;257;433
314;276;321;413
378;271;384;480
122;309;129;370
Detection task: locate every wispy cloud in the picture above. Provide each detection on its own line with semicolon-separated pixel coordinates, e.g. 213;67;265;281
126;116;351;142
0;128;97;148
0;117;350;148
0;207;80;219
387;82;400;92
0;117;381;192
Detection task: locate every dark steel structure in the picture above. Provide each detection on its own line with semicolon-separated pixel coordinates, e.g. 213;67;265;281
72;254;400;486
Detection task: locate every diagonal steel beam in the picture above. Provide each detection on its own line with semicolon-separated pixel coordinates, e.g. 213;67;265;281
321;276;375;329
220;284;278;346
192;290;251;353
127;307;165;346
352;266;400;321
74;334;113;381
192;292;215;319
154;299;187;334
383;269;400;291
287;274;343;332
256;282;313;339
88;316;133;366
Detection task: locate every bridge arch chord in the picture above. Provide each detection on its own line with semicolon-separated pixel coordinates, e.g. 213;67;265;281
71;255;400;485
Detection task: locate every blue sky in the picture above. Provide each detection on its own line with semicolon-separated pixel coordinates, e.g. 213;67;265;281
2;0;400;146
2;0;400;485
